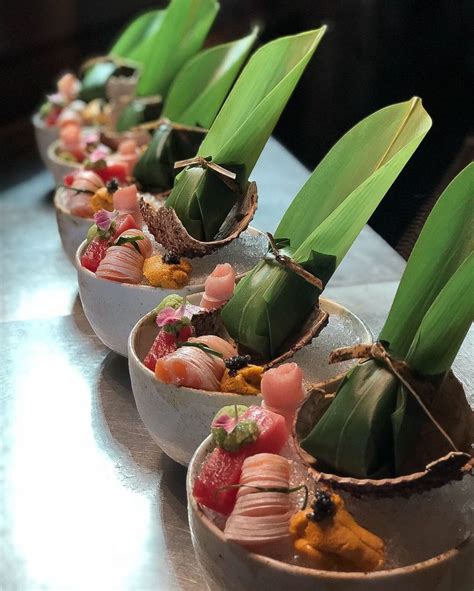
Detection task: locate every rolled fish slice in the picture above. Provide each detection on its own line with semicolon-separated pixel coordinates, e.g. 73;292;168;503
96;245;144;284
154;347;222;391
187;335;237;360
261;363;305;430
116;228;153;258
200;263;236;310
113;184;142;226
233;492;290;516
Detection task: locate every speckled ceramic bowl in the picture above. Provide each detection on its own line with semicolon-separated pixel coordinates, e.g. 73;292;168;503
187;435;474;591
32;113;59;167
46;139;82;185
77;228;268;358
128;296;372;466
54;187;93;265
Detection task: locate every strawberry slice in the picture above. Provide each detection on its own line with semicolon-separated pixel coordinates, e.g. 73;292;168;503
80;238;110;272
143;325;192;372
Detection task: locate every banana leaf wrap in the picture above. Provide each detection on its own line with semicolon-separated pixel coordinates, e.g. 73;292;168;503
164;28;326;241
222;98;432;361
133;121;207;192
79;59;139;103
300;164;474;480
116;96;163;132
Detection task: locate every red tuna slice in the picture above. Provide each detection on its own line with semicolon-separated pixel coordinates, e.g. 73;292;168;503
80;238;110;272
143;325;192;372
112;213;140;240
239;407;288;456
193;448;246;515
95;162;128;184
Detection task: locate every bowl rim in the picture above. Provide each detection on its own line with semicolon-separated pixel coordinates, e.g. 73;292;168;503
187;434;472;581
54;186;94;222
47;138;83;168
75;226;268;292
128;295;372;400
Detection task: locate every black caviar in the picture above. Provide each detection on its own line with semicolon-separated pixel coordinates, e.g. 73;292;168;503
106;178;120;193
163;252;181;265
308;489;335;522
225;355;251;377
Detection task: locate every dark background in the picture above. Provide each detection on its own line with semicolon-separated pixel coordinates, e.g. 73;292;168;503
1;0;473;255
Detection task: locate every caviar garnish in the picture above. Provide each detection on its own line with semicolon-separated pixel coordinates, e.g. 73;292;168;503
106;178;120;193
308;489;335;522
225;355;251;376
163;252;180;265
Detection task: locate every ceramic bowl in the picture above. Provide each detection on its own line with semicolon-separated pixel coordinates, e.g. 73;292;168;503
54;187;93;264
77;228;268;358
32;113;59;166
128;297;372;466
46;139;81;184
187;435;474;591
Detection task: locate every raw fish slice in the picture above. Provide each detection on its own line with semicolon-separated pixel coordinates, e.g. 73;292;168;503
200;263;236;310
233;492;290;516
115;228;153;258
116;139;140;176
96;245;144;284
155;347;222;390
239;408;288;456
113;213;140;240
261;362;305;430
60;122;82;150
70;170;104;193
113;184;142;225
69;192;94;217
57;73;80;101
187;335;237;360
242;453;290;471
224;513;292;548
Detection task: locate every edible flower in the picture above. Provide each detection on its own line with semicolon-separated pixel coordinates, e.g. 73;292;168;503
94;209;118;232
156;302;187;327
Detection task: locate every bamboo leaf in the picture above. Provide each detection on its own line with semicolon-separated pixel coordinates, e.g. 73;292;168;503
109;10;163;59
222;99;432;359
380;163;474;357
162;28;258;128
406;253;474;375
198;28;326;173
136;0;220;97
166;28;326;240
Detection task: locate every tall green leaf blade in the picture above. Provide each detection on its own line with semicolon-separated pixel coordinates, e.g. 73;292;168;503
277;98;432;249
166;28;326;240
380;163;474;357
222;99;432;359
406;253;474;375
162;28;258;127
136;0;219;97
109;10;162;59
198;28;326;173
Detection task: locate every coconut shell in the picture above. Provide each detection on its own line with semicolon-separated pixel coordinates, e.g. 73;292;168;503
191;305;228;340
293;373;474;497
139;181;258;258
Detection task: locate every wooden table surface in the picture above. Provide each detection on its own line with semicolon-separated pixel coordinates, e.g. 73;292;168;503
1;139;472;591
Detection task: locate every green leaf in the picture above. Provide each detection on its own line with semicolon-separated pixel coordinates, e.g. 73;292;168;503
116;96;163;132
109;10;163;59
199;28;326;173
405;253;474;375
380;163;474;358
222;99;432;359
166;28;326;240
136;0;220;97
79;61;120;102
162;28;258;128
133;122;207;192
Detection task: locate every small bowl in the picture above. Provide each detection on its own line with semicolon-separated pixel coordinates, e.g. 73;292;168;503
187;435;474;591
128;297;372;466
47;139;82;184
32;112;59;166
77;228;269;357
54;187;93;264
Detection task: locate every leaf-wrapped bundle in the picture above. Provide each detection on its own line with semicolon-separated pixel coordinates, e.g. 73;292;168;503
222;99;432;361
79;60;139;103
116;96;163;132
164;28;326;241
133;121;207;192
300;164;474;479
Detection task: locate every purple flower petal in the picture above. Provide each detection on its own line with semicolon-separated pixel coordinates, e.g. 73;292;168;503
212;414;238;434
94;209;118;232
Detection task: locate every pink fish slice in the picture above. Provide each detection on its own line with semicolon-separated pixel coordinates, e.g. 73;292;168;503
261;363;305;411
200;263;236;310
115;229;153;258
96;245;144;284
113;184;142;226
187;336;237;360
233;492;290;517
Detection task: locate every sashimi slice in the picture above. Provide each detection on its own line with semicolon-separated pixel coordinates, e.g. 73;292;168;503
115;229;153;258
261;363;305;431
80;238;110;272
70;170;104;193
154;347;222;390
95;162;128;184
187;335;237;360
113;184;142;226
112;213;139;240
239;407;288;456
200;263;236;310
143;325;192;372
96;245;143;284
193;448;246;515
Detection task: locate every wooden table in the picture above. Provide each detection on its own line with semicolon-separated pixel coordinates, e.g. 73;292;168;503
1;140;472;590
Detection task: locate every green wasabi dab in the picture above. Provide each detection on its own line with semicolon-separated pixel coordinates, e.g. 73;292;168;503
211;405;259;452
